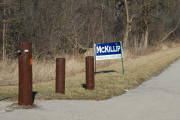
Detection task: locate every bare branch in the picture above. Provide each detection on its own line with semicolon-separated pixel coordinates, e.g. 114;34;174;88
161;18;180;42
129;14;136;23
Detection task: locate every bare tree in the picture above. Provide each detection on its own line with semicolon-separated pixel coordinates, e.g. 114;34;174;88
0;0;7;61
123;0;136;48
0;0;180;59
161;18;180;42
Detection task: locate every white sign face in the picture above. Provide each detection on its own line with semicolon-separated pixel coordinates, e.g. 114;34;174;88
24;49;29;53
94;42;123;60
95;54;122;60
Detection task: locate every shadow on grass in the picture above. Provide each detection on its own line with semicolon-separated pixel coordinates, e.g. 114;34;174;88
0;97;11;101
32;91;38;104
0;91;38;103
81;84;87;89
95;70;117;74
81;70;117;89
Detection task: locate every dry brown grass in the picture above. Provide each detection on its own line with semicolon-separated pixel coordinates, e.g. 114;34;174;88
0;48;117;86
0;45;180;101
0;60;19;86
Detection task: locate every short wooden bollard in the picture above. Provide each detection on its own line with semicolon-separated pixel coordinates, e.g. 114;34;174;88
86;56;95;90
56;58;65;94
18;42;33;106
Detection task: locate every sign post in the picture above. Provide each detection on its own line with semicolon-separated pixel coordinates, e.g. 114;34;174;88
94;41;124;74
120;41;124;74
94;44;97;73
18;42;33;106
86;56;95;90
56;58;65;94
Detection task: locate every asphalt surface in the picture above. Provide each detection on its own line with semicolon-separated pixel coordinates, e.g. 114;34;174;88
0;59;180;120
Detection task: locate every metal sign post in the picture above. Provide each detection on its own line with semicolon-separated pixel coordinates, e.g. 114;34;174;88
94;44;97;73
94;41;125;75
120;41;125;75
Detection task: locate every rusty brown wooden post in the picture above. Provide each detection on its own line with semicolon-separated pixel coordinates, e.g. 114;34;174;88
18;42;33;106
86;56;95;90
56;58;65;94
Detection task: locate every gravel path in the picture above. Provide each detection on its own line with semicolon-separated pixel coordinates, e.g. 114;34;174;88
0;59;180;120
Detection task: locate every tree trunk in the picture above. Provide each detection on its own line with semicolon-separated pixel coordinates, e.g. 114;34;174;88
101;0;105;43
143;26;149;49
123;0;135;48
123;0;129;48
2;21;6;61
2;0;6;61
123;24;129;48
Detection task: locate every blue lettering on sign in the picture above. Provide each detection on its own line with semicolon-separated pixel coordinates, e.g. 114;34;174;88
95;42;122;56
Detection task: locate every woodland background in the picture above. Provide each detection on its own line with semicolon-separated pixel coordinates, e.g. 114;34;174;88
0;0;180;60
